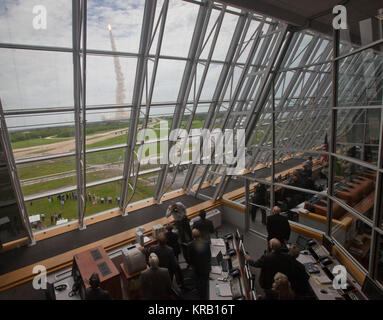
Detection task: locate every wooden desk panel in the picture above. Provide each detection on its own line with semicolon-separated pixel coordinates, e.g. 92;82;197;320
72;246;121;299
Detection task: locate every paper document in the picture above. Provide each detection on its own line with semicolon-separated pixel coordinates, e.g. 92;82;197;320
143;236;151;243
211;266;222;275
218;283;232;297
314;274;332;285
211;246;223;258
211;238;226;247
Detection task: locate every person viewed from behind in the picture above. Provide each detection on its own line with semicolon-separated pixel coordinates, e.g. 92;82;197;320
192;210;215;244
166;201;193;265
266;206;291;244
288;245;311;298
244;238;294;290
165;224;181;261
85;273;112;300
188;229;211;300
140;253;173;300
145;232;182;286
251;183;267;225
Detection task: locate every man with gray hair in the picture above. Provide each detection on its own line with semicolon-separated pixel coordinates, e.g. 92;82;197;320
139;252;173;300
245;238;294;290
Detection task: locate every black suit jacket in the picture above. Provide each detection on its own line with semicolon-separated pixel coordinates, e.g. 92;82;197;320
248;251;294;290
140;267;172;300
188;239;211;276
147;244;178;279
192;219;215;244
289;258;310;296
85;287;112;300
165;230;181;256
266;214;291;242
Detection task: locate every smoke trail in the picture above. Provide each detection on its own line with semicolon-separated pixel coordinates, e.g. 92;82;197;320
105;24;130;120
108;24;125;104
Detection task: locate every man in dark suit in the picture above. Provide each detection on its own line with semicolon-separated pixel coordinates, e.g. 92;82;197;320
145;232;183;287
266;206;291;244
245;238;294;290
288;245;311;298
251;183;267;225
188;229;211;300
140;253;173;300
165;224;181;261
85;273;112;300
192;210;215;244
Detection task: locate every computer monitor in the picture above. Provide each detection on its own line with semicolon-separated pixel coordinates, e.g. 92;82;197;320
362;275;383;300
322;235;333;255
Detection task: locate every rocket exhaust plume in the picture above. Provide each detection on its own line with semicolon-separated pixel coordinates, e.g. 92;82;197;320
105;24;130;120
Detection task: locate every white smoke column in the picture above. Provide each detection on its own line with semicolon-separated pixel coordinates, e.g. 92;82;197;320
106;24;129;120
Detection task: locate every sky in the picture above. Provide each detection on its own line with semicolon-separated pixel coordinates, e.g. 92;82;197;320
0;0;252;130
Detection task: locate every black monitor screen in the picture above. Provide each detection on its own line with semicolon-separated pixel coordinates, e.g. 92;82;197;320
362;275;383;300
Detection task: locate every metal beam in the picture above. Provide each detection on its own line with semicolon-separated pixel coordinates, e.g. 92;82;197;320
0;99;35;245
120;0;157;215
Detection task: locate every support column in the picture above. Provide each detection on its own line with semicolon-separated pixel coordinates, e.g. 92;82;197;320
73;0;87;230
326;27;339;236
0;100;35;245
120;0;157;215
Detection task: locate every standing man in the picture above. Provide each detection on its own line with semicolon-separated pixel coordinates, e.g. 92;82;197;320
192;210;215;244
165;224;181;261
140;253;173;300
166;201;193;265
144;232;183;287
266;206;291;244
244;238;294;290
188;229;211;300
251;183;267;225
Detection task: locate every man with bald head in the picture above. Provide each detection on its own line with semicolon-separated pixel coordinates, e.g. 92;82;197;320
188;229;211;300
245;238;294;290
144;232;181;285
266;206;291;244
140;253;173;300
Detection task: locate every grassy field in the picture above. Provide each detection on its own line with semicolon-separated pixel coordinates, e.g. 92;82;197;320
27;175;156;228
12;137;71;149
18;117;206;231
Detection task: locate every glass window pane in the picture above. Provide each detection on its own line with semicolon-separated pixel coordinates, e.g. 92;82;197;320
84;180;122;218
86;149;125;183
18;156;76;197
376;235;383;286
0;142;28;243
337;45;383;107
87;0;144;53
0;50;74;111
331;157;376;221
85;112;130;150
331;214;371;272
160;0;199;58
336;108;381;166
27;191;78;231
86;56;137;106
0;0;72;47
7;114;75;160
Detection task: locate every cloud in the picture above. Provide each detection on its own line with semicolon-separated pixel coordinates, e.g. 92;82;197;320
0;0;249;129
